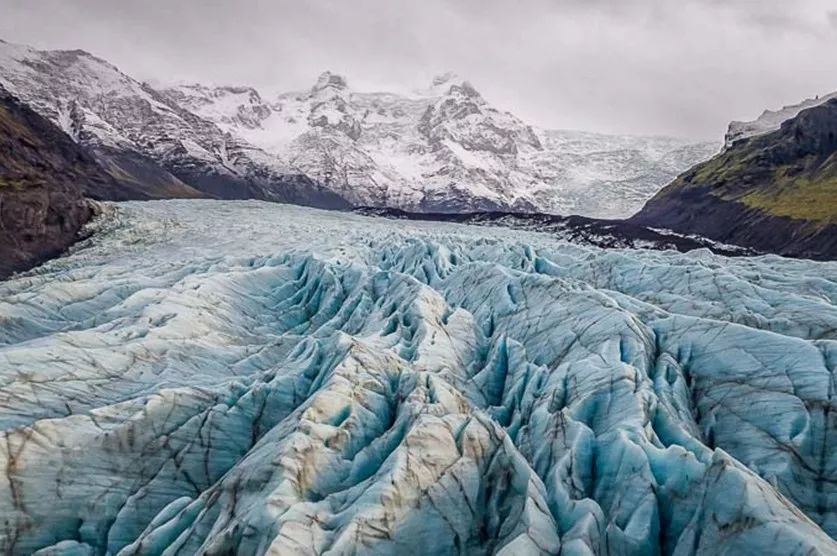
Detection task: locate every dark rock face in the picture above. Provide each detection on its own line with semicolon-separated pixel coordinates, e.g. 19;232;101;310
176;170;352;210
0;42;351;208
0;87;114;278
0;186;93;279
91;147;205;201
354;207;753;256
632;99;837;260
634;185;837;260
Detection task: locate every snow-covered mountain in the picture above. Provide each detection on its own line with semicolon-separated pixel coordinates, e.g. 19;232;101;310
725;89;837;148
0;200;835;554
0;38;717;216
0;39;348;208
162;71;719;217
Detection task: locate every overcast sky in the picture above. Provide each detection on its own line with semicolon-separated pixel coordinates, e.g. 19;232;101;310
2;0;836;139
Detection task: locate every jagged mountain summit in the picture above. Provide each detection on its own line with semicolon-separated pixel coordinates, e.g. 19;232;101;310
0;200;835;554
162;70;719;216
0;38;717;217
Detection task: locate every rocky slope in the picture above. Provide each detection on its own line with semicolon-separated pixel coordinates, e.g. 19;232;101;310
164;71;718;216
0;39;348;208
355;207;752;255
632;98;837;260
0;85;115;278
0;39;716;217
725;90;837;148
0;200;835;554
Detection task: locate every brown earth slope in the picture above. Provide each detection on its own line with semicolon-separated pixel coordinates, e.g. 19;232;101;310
0;86;116;278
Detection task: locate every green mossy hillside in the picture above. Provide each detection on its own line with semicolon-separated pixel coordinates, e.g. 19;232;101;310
650;99;837;224
632;98;837;259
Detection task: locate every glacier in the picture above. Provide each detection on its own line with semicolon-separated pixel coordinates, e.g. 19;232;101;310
0;200;835;555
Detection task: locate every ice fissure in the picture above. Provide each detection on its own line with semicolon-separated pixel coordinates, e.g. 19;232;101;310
0;200;835;555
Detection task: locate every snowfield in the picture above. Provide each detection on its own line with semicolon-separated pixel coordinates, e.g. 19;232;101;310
0;39;718;217
0;200;836;555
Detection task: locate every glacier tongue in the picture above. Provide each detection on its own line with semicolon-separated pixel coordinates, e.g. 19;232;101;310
0;200;835;555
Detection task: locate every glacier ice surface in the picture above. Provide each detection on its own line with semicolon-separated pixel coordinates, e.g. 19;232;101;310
0;200;835;555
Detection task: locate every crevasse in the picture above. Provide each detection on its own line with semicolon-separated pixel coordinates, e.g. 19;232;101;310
0;200;835;555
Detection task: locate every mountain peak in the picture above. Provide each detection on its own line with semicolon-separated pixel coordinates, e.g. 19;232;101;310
431;71;462;88
447;80;481;100
312;71;348;93
725;89;837;148
425;72;475;97
52;48;115;67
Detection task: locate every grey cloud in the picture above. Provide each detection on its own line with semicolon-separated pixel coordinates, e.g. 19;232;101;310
0;0;835;139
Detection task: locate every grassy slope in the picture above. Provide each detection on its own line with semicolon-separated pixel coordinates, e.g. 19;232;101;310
738;150;837;224
653;103;837;226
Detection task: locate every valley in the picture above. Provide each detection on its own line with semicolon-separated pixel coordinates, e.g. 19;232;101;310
0;17;835;555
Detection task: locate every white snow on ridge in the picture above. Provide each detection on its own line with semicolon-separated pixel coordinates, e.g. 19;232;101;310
0;40;299;196
725;90;837;148
0;38;719;216
0;200;835;555
163;72;719;216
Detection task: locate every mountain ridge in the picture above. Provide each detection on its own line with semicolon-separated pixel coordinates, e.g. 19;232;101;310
0;39;350;208
632;97;837;259
0;39;717;217
725;90;837;148
161;70;718;216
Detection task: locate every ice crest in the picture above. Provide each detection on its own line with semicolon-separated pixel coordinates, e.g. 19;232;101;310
0;200;835;555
